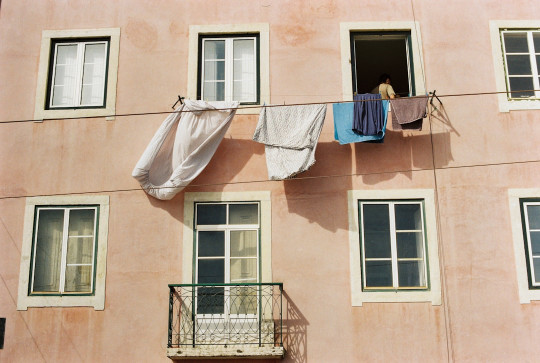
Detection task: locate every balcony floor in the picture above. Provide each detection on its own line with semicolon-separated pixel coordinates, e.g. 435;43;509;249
167;345;285;360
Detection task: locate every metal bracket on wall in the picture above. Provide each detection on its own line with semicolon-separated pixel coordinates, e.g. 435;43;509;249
172;95;185;109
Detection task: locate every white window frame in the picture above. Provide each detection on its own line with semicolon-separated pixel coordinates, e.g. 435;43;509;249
360;200;428;290
348;189;441;306
508;189;540;303
183;192;272;286
187;24;270;115
500;30;540;100
17;195;109;310
490;21;540;112
194;202;260;317
176;192;273;352
49;40;109;109
340;21;426;101
30;206;98;294
34;28;120;120
200;37;258;104
522;201;540;287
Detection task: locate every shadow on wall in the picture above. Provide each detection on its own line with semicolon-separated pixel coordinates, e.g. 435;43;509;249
282;104;456;232
282;290;308;363
142;137;264;220
174;289;308;363
282;141;353;233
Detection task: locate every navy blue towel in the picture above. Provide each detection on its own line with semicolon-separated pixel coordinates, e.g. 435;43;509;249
352;93;384;136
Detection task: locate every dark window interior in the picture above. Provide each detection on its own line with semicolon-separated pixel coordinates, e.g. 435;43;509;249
351;32;414;96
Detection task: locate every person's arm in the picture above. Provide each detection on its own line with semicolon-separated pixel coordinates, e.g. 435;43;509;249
387;84;396;99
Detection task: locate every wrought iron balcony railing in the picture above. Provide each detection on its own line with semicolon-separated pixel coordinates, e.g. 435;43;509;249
168;283;283;349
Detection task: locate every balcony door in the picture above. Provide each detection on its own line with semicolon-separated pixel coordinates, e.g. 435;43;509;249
194;202;260;344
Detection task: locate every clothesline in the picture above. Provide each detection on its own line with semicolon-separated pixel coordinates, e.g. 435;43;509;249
1;89;538;124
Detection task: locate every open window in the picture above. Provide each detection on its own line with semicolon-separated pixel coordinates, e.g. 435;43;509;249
351;32;414;96
340;22;425;101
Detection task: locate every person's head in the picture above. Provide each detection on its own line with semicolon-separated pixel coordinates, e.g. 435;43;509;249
379;73;391;85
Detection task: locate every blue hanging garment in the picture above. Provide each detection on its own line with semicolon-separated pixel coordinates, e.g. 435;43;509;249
333;100;389;144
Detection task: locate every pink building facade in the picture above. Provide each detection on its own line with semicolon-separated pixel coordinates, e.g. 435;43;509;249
1;0;540;361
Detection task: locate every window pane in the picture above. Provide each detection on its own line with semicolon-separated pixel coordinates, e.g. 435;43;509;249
204;40;225;60
81;43;106;106
506;55;532;75
51;44;78;107
233;39;256;102
527;205;540;229
398;261;425;287
533;258;540;284
362;204;391;258
229;204;258;224
203;81;225;101
33;209;64;292
395;203;422;230
204;60;225;81
508;77;535;98
198;231;225;257
66;237;94;264
197;286;224;314
534;33;540;53
537;55;540;75
197;259;224;283
230;286;257;315
68;209;95;236
230;258;257;282
230;230;257;257
396;232;424;258
196;204;226;225
64;265;92;292
504;32;529;53
365;260;392;287
530;232;540;255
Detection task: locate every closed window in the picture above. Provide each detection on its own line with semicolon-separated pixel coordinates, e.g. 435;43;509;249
34;29;120;120
501;30;540;99
348;190;441;305
521;200;540;288
195;202;260;315
17;195;109;310
31;206;98;294
199;35;259;104
360;201;427;290
48;39;109;108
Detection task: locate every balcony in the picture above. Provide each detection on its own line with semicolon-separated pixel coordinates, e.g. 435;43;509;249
167;283;285;360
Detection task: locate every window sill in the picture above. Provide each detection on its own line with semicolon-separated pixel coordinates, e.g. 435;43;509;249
34;107;115;121
498;98;540;113
167;346;285;360
17;295;104;310
352;290;441;306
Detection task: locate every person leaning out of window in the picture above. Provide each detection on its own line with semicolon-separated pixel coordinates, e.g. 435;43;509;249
372;73;397;99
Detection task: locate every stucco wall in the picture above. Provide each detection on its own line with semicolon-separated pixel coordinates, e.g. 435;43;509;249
1;0;540;362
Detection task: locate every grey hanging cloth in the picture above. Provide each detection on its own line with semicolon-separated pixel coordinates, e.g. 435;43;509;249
390;96;429;131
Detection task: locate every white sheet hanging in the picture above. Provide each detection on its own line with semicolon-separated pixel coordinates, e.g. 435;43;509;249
132;100;239;200
252;104;327;180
